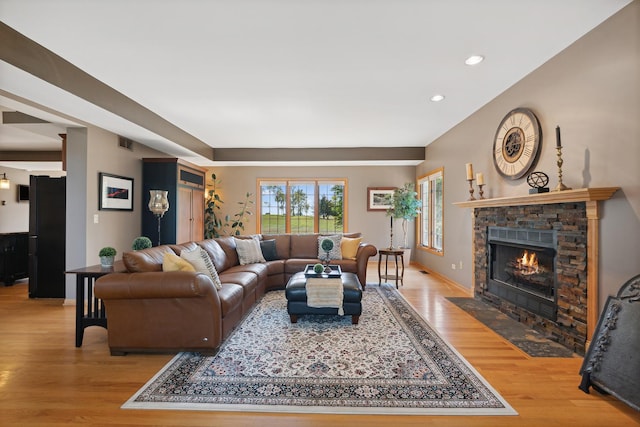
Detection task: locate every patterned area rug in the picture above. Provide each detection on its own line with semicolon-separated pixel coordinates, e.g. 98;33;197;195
447;297;577;358
123;285;516;415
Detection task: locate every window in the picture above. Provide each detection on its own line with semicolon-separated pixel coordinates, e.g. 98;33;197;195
258;179;346;234
418;168;443;254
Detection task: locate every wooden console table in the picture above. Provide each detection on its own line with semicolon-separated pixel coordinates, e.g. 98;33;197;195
66;261;126;347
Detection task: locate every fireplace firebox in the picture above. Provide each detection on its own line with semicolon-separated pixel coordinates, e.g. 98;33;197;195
488;227;557;320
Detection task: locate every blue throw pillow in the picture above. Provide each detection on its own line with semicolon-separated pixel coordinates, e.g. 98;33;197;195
260;239;278;261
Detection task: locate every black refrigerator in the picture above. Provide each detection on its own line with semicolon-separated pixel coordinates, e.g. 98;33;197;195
28;175;66;298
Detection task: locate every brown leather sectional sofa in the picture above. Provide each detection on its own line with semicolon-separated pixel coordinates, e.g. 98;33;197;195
94;233;377;355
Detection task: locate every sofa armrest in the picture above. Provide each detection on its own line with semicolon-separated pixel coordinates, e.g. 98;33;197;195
355;243;378;286
94;271;224;354
95;271;220;301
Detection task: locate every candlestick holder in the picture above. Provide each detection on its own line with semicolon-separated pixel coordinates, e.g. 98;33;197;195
554;146;571;191
467;179;476;201
477;184;485;199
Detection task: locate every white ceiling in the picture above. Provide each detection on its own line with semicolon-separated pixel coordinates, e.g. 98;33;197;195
0;0;633;169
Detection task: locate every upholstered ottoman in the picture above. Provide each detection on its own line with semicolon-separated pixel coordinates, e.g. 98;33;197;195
285;271;363;324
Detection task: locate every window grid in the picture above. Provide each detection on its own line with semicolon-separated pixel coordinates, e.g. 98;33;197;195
258;179;347;234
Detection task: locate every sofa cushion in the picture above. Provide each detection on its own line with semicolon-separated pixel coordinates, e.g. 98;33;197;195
217;283;244;318
290;234;319;258
328;259;358;274
318;235;342;260
263;259;285;276
260;239;278;261
218;270;258;299
261;234;291;259
198;239;231;273
235;236;266;265
181;247;222;290
285;259;319;276
169;241;198;256
341;236;362;260
162;252;196;272
123;245;175;272
224;263;268;288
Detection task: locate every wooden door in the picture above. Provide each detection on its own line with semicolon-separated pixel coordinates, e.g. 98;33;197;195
191;189;204;241
176;186;192;244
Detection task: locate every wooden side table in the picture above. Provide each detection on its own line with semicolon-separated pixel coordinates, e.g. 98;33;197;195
378;248;405;289
66;261;126;347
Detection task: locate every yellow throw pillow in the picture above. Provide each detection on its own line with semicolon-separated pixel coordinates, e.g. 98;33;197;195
163;252;196;272
341;236;362;260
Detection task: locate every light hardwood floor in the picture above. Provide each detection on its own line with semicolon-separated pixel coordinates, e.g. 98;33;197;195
1;264;638;426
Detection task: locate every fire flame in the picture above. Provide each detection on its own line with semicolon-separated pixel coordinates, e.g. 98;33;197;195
517;250;539;274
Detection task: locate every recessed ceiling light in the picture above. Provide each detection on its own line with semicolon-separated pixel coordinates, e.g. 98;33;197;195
430;94;445;102
465;55;484;66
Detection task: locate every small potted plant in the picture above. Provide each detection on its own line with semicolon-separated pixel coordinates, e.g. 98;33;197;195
99;246;117;268
132;236;152;251
321;238;334;265
313;263;325;275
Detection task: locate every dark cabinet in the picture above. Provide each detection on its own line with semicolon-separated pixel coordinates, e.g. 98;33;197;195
28;175;66;298
142;158;206;245
0;232;29;285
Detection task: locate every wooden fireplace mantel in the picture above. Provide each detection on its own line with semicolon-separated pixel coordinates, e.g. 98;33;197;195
453;187;619;208
455;186;620;347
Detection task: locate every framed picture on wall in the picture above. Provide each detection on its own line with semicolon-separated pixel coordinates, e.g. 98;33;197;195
367;187;395;211
99;172;134;211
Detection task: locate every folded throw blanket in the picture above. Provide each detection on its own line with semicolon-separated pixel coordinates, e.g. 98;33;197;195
306;278;344;315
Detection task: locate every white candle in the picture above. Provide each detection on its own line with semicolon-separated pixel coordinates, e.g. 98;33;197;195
465;163;473;180
476;172;484;186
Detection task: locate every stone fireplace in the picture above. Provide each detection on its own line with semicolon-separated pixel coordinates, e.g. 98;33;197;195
455;188;619;355
487;226;558;321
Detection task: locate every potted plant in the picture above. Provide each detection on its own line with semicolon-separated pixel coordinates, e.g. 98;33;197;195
321;238;334;265
132;236;152;250
204;173;254;237
388;183;421;265
98;246;117;268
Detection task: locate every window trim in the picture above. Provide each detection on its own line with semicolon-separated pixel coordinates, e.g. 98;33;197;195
257;178;348;234
417;167;444;256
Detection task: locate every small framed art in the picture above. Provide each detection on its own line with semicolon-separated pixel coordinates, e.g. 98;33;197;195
367;187;395;211
99;172;134;211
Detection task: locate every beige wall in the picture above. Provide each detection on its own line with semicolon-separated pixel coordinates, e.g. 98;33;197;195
205;165;417;254
65;125;165;299
416;1;640;310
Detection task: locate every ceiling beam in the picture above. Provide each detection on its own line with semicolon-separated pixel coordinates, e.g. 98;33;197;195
0;151;62;161
213;147;425;162
2;111;49;124
0;22;214;160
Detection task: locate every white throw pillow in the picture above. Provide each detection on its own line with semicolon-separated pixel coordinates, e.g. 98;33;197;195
235;236;266;265
318;235;342;260
180;247;222;290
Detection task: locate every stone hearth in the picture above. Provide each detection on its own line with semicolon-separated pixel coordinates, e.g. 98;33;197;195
455;188;619;355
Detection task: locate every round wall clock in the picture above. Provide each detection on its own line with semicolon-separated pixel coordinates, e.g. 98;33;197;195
492;108;541;180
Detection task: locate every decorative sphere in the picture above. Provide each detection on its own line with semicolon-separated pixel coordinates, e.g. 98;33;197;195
313;263;324;274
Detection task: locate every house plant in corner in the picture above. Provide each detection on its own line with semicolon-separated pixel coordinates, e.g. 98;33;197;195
99;246;117;268
388;182;421;266
204;173;255;238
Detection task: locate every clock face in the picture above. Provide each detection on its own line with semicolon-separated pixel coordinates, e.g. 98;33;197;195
492;108;541;180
